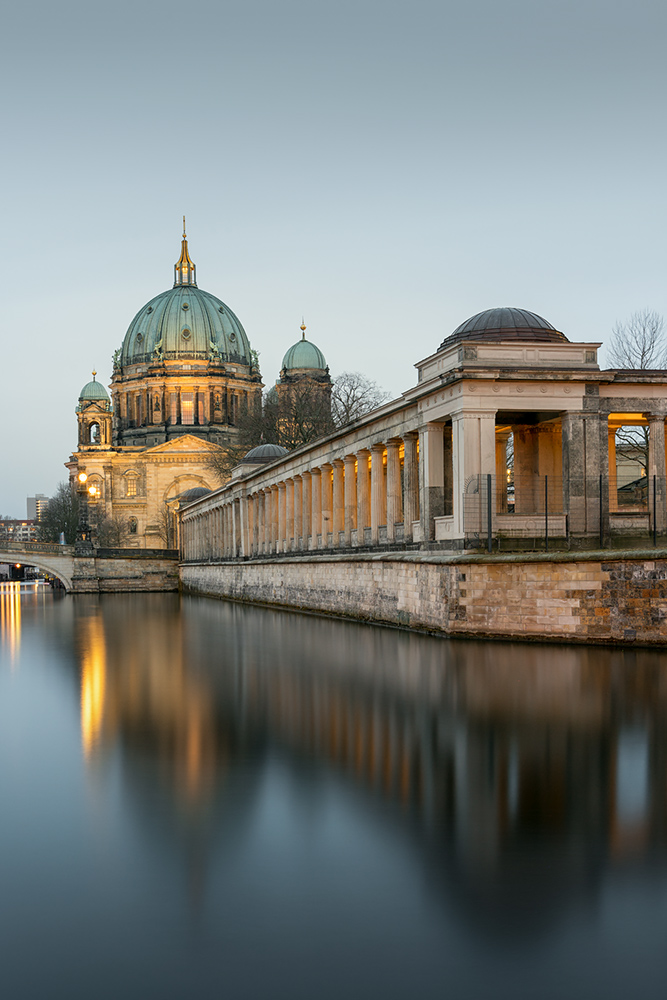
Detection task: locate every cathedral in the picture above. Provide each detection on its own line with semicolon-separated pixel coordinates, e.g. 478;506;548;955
67;226;330;547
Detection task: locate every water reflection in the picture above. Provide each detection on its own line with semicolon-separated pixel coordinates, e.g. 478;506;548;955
66;596;667;940
0;582;23;664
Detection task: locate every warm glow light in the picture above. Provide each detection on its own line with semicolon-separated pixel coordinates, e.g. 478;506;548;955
78;472;88;483
0;582;22;665
80;617;107;759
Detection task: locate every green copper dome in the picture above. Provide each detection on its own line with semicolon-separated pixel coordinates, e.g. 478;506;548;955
119;233;253;368
281;326;327;371
79;375;110;403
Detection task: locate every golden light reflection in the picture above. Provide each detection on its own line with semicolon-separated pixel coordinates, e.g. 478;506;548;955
0;582;22;665
80;616;107;759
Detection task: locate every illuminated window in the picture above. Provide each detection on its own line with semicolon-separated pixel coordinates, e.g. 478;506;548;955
126;475;138;498
181;392;194;425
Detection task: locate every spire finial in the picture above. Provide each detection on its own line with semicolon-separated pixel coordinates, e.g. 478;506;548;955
300;317;306;341
92;369;97;381
174;220;197;287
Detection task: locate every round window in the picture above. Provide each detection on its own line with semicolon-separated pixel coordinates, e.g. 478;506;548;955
181;328;191;341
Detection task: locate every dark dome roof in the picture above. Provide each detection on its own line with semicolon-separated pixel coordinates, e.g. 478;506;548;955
176;487;212;503
244;443;289;463
439;307;568;350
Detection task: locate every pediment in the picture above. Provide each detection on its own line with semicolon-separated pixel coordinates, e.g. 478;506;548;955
141;434;223;456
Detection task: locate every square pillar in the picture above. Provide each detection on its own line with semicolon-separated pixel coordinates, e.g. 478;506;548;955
286;479;295;549
301;472;312;546
451;410;497;540
344;455;357;545
370;444;386;544
402;432;419;541
356;449;371;541
310;468;322;548
419;422;444;542
386;439;402;541
648;415;666;532
294;476;303;545
333;460;345;545
278;482;286;551
321;464;333;546
495;430;510;514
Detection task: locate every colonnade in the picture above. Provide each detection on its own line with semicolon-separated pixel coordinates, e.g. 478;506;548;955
182;433;420;560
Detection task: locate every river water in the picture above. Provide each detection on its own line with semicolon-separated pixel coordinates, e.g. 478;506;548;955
1;584;667;999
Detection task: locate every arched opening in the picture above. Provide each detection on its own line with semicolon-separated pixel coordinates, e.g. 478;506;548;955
89;422;101;444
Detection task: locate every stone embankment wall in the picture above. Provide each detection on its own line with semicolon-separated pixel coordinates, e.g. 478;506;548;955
72;549;179;593
181;551;667;645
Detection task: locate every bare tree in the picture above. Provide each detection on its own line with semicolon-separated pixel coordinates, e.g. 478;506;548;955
93;513;129;547
607;310;666;482
331;371;389;427
204;371;389;486
38;482;80;543
607;309;667;370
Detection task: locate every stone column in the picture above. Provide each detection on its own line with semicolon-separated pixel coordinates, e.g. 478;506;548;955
240;494;249;557
451;410;497;540
419;423;444;542
270;485;279;552
495;429;511;514
251;494;259;555
561;412;588;536
263;489;271;553
278;482;286;552
608;426;618;511
386;439;402;541
231;502;238;557
310;468;322;548
321;464;333;546
286;479;295;550
344;455;357;545
356;449;371;543
370;444;386;544
333;460;345;546
402;432;419;542
294;476;303;547
648;415;666;532
302;472;312;545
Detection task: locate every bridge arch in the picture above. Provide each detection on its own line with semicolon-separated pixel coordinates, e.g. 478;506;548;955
0;548;75;592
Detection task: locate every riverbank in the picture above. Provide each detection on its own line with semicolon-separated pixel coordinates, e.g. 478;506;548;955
180;549;667;645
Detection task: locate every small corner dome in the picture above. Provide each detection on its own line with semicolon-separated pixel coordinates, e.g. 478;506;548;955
439;307;568;350
243;443;289;462
79;377;110;403
176;487;212;504
282;338;327;371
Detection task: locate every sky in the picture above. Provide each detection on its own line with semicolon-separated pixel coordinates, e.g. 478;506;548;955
1;0;666;515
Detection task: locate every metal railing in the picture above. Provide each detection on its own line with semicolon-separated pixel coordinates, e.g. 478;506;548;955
464;473;667;551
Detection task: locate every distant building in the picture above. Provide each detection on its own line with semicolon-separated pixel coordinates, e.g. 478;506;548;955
0;520;37;543
27;494;50;521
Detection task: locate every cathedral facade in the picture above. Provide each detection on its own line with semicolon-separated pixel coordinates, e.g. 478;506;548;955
67;228;311;548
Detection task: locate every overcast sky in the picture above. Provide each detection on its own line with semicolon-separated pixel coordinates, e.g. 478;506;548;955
1;0;666;515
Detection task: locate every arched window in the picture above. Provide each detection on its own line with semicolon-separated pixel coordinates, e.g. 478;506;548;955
89;423;100;444
128;517;138;534
125;472;139;498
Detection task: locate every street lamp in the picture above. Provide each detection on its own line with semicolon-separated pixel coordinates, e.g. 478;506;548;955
75;472;94;554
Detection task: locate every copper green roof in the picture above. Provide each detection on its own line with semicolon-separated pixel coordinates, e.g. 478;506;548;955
79;376;110;402
118;232;255;367
281;337;327;371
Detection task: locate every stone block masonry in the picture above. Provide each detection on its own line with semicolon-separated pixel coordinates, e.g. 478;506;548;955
180;550;667;645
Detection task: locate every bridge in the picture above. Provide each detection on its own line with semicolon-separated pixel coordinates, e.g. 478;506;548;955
0;542;179;593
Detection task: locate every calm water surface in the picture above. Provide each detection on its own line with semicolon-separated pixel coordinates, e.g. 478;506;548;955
1;584;667;999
